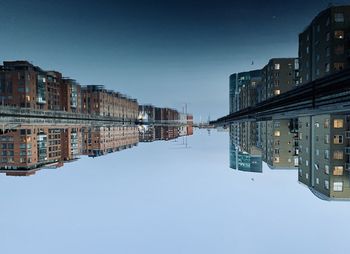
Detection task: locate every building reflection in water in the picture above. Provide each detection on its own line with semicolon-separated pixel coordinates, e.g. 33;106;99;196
229;114;350;201
0;121;192;176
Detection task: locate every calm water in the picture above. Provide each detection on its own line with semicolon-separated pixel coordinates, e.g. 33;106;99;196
1;128;349;254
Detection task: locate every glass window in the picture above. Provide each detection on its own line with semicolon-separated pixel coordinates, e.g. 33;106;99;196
325;180;329;190
333;182;343;192
325;165;330;174
335;13;344;22
274;130;280;137
325;134;330;144
334;62;344;71
325;63;330;72
334;119;344;128
333;150;343;160
274;89;280;95
333;166;344;176
333;135;343;144
274;63;280;70
324;119;329;128
335;45;344;55
335;30;344;39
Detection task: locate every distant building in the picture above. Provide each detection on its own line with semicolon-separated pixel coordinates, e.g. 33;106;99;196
299;5;350;84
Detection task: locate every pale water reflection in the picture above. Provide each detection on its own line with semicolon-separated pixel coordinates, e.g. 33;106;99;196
1;129;350;254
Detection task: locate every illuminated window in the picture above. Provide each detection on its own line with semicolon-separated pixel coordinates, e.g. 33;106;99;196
334;62;344;71
274;130;280;137
333;135;343;144
274;157;280;163
333;150;343;160
333;166;344;176
335;30;344;39
333;119;344;128
333;182;343;192
274;63;280;70
274;89;280;95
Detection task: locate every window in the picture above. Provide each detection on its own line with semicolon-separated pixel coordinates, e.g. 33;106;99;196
325;165;330;175
335;45;344;55
335;13;344;22
324;150;330;159
274;130;280;137
306;160;309;166
326;32;330;41
316;149;320;156
274;63;280;70
333;182;343;192
334;62;344;71
335;30;344;39
334;119;344;128
324;119;329;128
325;180;329;190
333;135;343;144
333;166;344;176
325;134;330;144
326;47;330;57
333;150;343;160
274;89;280;95
306;46;309;54
325;63;330;72
274;157;280;163
316;178;319;185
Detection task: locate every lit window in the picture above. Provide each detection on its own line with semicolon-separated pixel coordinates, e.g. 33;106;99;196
333;150;343;160
333;182;343;192
334;119;344;128
333;166;344;176
274;63;280;70
333;135;343;144
334;13;344;22
334;62;344;71
274;89;280;95
274;130;280;137
274;157;280;163
335;30;344;39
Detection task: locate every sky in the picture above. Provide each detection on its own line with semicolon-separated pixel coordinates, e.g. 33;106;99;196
0;0;348;119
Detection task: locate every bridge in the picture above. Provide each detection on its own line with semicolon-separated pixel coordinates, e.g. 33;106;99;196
211;69;350;125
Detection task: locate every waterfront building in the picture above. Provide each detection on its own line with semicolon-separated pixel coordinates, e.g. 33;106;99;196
61;78;81;113
229;69;261;114
262;58;299;100
298;114;350;200
0;61;48;109
81;85;139;120
299;5;350;84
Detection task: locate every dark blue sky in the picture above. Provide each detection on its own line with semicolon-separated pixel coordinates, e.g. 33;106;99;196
0;0;346;119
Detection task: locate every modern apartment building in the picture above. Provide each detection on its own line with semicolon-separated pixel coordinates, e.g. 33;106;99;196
262;58;299;100
299;5;350;84
298;115;350;200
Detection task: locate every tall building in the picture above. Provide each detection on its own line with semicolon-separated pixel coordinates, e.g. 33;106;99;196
229;69;262;114
262;58;299;100
299;5;350;84
0;61;48;109
61;78;81;113
298;115;350;200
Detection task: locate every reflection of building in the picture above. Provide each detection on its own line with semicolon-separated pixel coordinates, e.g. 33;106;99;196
298;115;350;200
229;124;262;173
299;5;350;84
261;120;298;169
